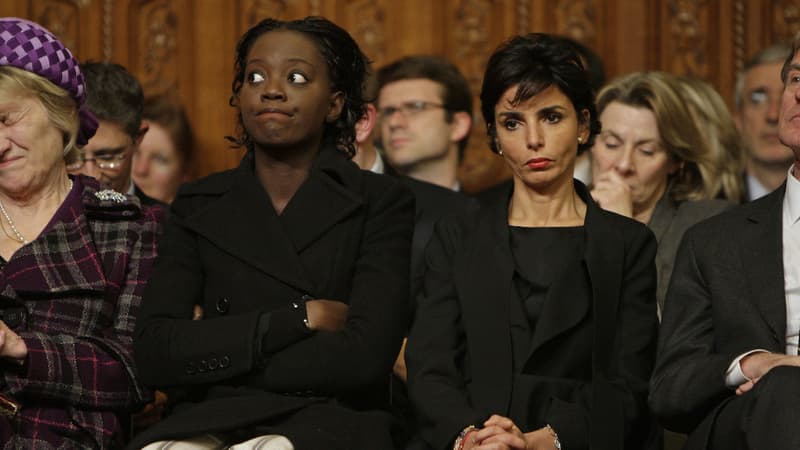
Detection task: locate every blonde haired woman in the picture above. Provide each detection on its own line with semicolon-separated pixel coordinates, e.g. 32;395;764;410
590;71;732;312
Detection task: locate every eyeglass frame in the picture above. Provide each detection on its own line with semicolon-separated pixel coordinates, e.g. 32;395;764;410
376;100;448;121
66;148;131;171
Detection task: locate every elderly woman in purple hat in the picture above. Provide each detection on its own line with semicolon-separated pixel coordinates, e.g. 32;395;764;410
0;18;163;448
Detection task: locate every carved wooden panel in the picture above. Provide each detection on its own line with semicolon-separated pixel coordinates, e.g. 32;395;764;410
1;0;797;186
662;0;713;79
27;0;100;61
128;0;185;96
772;0;800;43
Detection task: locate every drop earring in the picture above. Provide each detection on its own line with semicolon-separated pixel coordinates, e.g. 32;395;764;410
577;137;583;144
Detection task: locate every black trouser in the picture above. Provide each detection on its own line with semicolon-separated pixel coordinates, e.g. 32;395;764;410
708;365;800;449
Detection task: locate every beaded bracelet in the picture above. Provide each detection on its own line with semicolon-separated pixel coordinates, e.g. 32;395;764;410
545;424;562;449
452;425;478;450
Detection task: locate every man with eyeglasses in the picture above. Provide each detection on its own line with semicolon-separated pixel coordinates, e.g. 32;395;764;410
735;43;795;201
376;56;473;191
69;61;162;207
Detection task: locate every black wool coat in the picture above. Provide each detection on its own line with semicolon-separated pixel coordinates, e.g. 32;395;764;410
130;147;414;449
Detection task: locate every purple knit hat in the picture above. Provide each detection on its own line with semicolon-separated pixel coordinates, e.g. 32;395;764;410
0;17;97;145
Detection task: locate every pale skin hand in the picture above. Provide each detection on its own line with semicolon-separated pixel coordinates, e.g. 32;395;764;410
305;299;348;332
590;170;634;219
736;352;800;395
0;320;26;360
393;338;408;382
461;415;557;450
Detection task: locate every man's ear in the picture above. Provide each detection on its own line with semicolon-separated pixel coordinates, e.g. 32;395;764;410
449;111;472;143
326;91;346;123
355;103;378;144
135;121;150;146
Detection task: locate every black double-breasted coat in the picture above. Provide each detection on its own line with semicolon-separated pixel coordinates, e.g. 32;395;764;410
131;148;414;449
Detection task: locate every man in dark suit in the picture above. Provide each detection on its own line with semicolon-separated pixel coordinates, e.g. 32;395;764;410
68;62;163;207
650;34;800;449
376;56;473;191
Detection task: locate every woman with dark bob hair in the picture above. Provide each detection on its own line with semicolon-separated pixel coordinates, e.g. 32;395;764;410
406;33;659;450
131;16;414;449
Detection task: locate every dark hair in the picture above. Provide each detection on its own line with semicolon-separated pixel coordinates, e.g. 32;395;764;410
480;33;601;155
558;36;606;94
81;61;144;139
143;95;194;166
229;16;368;158
377;55;473;156
781;32;800;85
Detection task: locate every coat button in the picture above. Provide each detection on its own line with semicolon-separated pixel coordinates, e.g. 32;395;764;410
209;358;219;370
220;356;230;368
216;297;230;314
198;359;208;372
186;362;196;375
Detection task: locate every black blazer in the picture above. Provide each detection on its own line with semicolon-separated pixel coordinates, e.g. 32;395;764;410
131;148;414;448
650;184;787;448
406;182;659;450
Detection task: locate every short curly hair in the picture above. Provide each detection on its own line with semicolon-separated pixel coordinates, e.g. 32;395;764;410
228;16;369;158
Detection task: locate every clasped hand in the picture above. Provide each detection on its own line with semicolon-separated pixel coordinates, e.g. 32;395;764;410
461;415;557;450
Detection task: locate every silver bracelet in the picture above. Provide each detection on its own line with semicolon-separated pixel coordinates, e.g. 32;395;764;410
545;424;562;449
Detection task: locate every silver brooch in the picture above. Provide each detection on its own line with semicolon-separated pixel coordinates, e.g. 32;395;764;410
94;189;127;203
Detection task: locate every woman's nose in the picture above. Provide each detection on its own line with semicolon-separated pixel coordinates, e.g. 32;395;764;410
614;148;635;174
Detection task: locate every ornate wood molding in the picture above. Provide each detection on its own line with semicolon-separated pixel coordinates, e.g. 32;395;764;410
734;0;744;71
773;0;800;42
555;0;597;46
516;0;530;35
134;1;179;95
34;0;83;55
452;0;492;96
667;0;709;77
243;0;289;29
346;1;386;65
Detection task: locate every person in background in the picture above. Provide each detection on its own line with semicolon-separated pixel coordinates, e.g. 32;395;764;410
734;43;795;201
131;16;413;449
590;72;732;312
407;33;659;450
69;61;163;207
133;95;194;204
677;76;745;203
376;55;473;191
0;18;163;447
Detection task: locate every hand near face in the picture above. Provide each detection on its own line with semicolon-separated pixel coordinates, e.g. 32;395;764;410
305;299;348;331
0;321;26;360
591;169;634;218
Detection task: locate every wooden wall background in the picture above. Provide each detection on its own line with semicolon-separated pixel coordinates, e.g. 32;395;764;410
1;0;799;192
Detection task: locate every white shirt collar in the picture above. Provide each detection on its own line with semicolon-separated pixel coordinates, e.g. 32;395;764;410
369;151;385;174
785;164;800;226
748;172;771;201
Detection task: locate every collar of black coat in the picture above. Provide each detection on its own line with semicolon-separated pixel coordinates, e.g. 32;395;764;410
172;145;365;294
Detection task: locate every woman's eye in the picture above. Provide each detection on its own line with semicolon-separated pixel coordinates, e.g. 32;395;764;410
288;72;308;84
502;120;520;130
638;147;656;156
247;72;265;84
602;140;620;149
544;113;561;123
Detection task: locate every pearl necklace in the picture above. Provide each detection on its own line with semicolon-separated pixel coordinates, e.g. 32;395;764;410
0;179;73;245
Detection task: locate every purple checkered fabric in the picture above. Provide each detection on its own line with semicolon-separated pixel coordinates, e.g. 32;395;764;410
0;175;165;448
0;18;97;145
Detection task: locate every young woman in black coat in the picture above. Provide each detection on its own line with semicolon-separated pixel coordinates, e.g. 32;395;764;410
406;34;659;450
131;16;414;450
